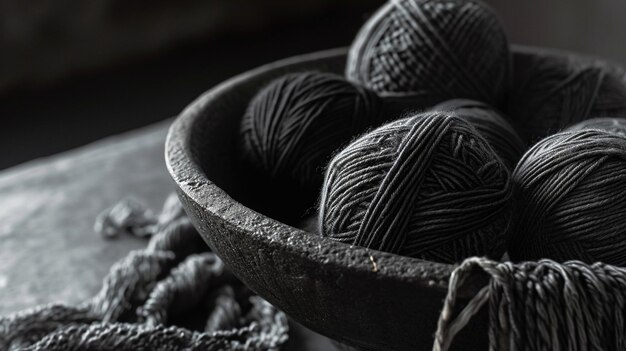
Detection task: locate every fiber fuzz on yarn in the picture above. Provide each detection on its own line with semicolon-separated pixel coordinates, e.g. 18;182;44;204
566;117;626;138
319;112;512;263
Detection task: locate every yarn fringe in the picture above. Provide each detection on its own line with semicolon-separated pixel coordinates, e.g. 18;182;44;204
434;257;626;351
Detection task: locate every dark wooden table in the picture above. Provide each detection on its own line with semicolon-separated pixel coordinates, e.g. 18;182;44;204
0;120;339;350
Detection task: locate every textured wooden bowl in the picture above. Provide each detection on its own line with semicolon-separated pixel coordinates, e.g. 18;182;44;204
165;46;620;350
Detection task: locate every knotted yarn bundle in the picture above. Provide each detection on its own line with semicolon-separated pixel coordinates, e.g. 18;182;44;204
432;99;526;170
319;112;512;263
508;49;626;144
509;124;626;266
346;0;510;106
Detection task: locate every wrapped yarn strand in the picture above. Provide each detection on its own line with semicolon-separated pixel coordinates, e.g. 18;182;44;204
319;112;512;263
432;99;526;170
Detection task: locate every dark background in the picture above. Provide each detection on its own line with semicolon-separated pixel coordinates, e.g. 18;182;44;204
2;0;626;170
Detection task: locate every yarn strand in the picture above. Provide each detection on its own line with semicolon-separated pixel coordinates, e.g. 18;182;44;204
433;257;626;351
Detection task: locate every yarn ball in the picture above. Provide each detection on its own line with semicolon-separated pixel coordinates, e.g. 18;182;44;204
346;0;510;106
508;49;626;144
432;99;526;170
319;112;512;263
509;128;626;266
240;71;382;192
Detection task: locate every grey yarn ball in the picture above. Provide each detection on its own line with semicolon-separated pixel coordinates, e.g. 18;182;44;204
432;99;526;170
240;71;381;192
510;126;626;266
319;112;512;263
508;50;626;144
346;0;510;106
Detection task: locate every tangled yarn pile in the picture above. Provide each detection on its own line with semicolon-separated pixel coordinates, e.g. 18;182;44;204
319;112;511;263
0;194;289;351
346;0;510;106
434;257;626;351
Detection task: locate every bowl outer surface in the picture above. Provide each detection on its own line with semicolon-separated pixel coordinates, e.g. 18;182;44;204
165;46;623;350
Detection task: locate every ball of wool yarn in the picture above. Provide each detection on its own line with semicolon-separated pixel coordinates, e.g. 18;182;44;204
508;49;626;144
346;0;510;106
509;128;626;266
319;112;512;263
432;99;526;170
240;71;382;192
